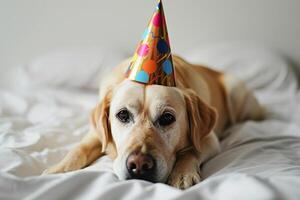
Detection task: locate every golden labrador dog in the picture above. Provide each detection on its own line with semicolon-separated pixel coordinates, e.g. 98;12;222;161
44;55;264;189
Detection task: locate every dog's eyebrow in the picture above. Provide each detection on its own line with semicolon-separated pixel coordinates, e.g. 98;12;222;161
155;103;176;114
152;105;176;122
126;103;141;112
114;102;141;114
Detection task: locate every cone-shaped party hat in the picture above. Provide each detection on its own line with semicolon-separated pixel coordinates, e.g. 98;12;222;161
125;0;176;86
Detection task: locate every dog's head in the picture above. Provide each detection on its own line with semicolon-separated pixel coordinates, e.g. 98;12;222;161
91;79;217;183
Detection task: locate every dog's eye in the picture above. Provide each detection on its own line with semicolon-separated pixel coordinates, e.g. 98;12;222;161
116;109;131;123
158;112;176;126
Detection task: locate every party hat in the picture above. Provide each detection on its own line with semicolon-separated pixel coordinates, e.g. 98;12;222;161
125;0;176;86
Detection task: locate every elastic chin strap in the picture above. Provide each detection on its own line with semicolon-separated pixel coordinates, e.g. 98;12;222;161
176;146;195;157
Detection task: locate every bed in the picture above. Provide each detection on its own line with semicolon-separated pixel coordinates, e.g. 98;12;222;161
1;43;300;200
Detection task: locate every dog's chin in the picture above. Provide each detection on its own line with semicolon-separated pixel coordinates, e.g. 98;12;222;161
113;154;171;183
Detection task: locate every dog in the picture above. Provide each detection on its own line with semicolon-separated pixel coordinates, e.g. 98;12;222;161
44;55;264;189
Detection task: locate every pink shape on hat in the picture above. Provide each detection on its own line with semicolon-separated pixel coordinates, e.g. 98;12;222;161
152;13;161;27
137;44;150;57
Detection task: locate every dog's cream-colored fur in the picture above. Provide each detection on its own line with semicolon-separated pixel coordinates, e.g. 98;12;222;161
44;56;263;189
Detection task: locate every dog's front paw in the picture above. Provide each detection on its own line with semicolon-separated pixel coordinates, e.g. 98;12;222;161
167;163;201;190
43;165;64;175
42;150;87;175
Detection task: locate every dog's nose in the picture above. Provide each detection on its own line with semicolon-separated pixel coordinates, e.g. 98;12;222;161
126;151;155;181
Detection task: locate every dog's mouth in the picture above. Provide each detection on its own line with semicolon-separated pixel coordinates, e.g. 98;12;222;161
125;171;158;183
125;151;158;182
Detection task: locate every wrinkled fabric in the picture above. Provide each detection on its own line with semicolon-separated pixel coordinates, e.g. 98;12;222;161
1;44;300;199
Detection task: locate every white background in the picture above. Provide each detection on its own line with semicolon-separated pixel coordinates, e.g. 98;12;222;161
1;0;300;77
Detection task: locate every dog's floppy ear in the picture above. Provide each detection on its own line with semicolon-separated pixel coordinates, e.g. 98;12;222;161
183;89;217;153
90;88;114;153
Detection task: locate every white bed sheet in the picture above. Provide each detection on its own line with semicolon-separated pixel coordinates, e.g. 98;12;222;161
1;44;300;200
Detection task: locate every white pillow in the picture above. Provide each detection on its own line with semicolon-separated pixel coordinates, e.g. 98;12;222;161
182;42;298;93
22;46;129;90
16;43;298;93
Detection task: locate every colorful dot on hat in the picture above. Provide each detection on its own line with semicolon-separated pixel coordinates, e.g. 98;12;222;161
152;13;161;27
157;39;169;54
157;1;162;10
142;60;157;74
135;70;149;83
163;59;173;75
137;44;149;57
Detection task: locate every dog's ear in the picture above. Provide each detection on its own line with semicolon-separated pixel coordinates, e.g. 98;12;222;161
90;88;115;154
183;89;217;153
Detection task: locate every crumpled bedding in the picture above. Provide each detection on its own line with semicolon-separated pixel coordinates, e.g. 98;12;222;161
1;43;300;200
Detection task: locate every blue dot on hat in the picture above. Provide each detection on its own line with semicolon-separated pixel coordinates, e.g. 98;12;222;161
135;70;149;83
157;39;169;54
157;1;162;10
163;59;173;75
